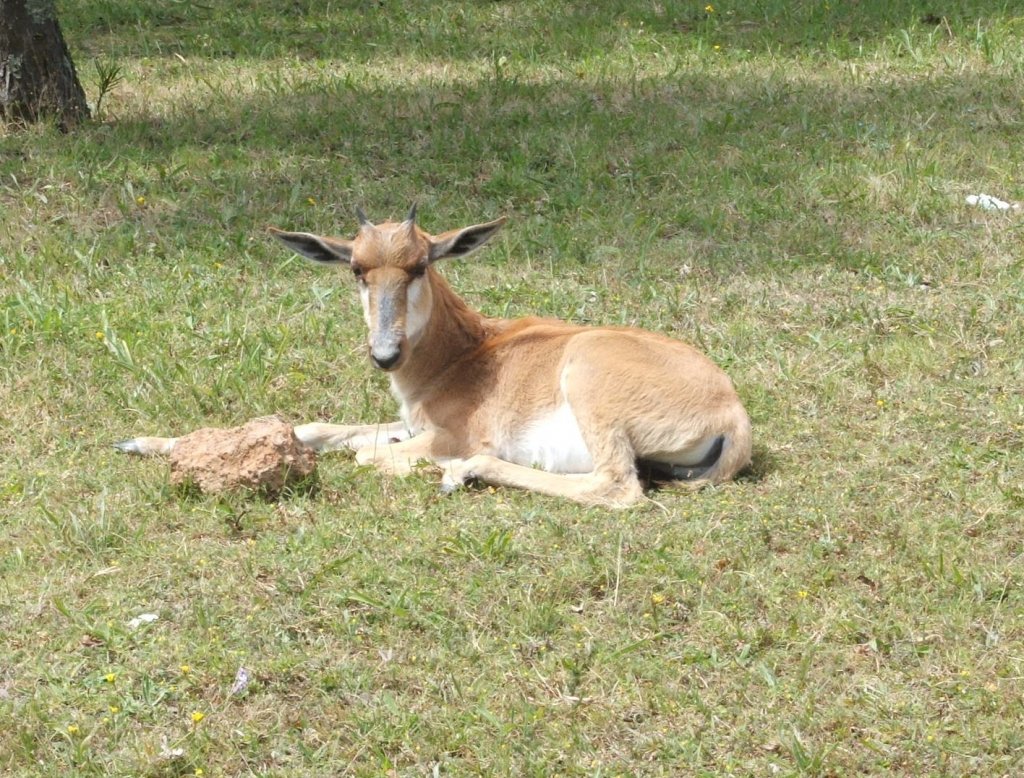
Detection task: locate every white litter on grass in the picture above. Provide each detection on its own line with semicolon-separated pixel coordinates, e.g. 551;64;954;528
966;193;1020;211
158;739;185;761
230;666;251;696
127;613;159;629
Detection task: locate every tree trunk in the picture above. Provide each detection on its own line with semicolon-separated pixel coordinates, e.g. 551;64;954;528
0;0;89;129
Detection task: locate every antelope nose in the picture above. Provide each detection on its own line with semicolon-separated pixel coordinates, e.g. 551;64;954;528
371;349;401;370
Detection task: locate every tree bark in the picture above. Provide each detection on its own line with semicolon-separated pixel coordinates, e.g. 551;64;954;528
0;0;89;129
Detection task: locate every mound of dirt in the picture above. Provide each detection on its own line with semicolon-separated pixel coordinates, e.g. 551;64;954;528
169;417;316;496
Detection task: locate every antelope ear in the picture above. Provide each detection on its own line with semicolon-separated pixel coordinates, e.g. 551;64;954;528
428;217;507;263
270;228;353;264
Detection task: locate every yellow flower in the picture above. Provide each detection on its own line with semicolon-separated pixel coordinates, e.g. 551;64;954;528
194;770;205;777
135;196;146;206
95;331;105;339
67;724;80;735
307;197;316;205
180;665;191;674
104;673;117;683
797;590;809;599
651;592;666;605
109;705;120;714
705;4;714;12
191;711;205;724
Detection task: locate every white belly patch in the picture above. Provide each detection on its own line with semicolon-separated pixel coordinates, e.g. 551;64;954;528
501;403;593;474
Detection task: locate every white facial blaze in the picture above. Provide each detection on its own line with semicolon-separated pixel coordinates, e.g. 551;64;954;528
405;276;432;344
358;285;371;328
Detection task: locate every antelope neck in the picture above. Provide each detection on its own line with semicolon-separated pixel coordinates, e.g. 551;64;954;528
390;269;489;400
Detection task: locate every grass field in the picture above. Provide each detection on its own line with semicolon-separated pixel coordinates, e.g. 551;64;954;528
2;0;1024;774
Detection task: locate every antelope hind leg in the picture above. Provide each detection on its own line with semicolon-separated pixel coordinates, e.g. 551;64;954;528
442;455;646;509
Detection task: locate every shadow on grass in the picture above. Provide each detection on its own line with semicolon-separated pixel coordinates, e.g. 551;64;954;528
64;0;1018;63
174;472;320;504
640;441;775;499
738;442;777;484
38;60;1020;281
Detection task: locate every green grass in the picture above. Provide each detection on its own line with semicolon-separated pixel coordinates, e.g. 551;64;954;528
3;0;1024;774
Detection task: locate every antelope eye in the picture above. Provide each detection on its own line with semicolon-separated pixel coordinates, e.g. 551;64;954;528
351;265;365;280
409;264;427;279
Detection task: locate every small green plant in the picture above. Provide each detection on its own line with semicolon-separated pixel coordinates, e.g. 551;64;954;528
92;59;124;117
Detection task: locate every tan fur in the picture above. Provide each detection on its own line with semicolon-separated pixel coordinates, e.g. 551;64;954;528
119;210;751;508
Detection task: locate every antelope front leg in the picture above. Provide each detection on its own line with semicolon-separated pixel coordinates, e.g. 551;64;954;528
117;421;411;457
293;421;410;453
355;431;441;476
442;455;646;508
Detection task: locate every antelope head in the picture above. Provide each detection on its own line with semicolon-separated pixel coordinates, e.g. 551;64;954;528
271;206;505;372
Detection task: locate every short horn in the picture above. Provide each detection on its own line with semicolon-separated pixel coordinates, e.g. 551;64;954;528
405;202;418;225
355;206;374;229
